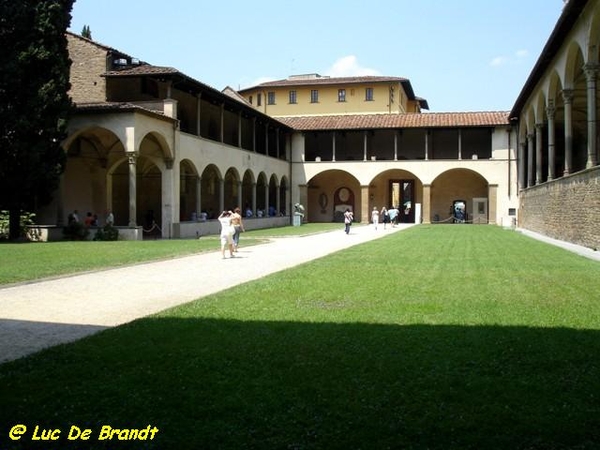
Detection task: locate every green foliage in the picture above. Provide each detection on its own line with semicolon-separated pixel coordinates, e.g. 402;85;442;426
0;0;75;239
81;24;91;39
0;210;35;240
93;224;119;241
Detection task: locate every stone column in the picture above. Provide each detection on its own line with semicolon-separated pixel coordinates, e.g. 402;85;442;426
535;123;543;185
518;140;526;191
584;64;599;168
488;184;498;225
264;185;269;215
424;130;429;160
394;131;398;161
219;178;224;213
363;131;368;161
422;184;431;224
332;131;336;162
562;89;574;175
127;152;137;227
196;176;202;218
526;133;534;187
298;184;308;222
252;183;257;215
360;185;369;223
546;102;556;180
237;180;242;210
458;129;462;160
275;183;281;216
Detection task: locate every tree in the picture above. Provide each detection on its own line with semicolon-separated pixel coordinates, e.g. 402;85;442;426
81;24;92;39
0;0;74;240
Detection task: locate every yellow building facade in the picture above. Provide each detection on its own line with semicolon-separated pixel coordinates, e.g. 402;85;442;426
238;74;427;117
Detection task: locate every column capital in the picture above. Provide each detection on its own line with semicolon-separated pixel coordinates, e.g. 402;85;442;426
126;152;137;165
584;63;600;80
546;105;556;120
535;122;544;131
561;89;575;103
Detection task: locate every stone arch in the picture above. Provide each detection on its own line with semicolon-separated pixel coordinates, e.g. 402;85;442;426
224;168;241;211
256;172;268;215
430;168;489;223
180;159;198;222
268;174;279;216
241;169;255;215
59;126;124;227
200;164;222;219
139;131;172;165
279;175;289;216
564;43;588;172
587;6;600;64
306;169;360;222
370;168;423;224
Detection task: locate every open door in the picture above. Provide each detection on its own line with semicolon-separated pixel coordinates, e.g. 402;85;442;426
389;180;414;223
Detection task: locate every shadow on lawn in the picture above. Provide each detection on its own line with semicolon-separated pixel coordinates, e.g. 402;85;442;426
1;318;599;450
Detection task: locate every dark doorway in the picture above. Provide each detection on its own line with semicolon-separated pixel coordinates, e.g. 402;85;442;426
389;179;414;223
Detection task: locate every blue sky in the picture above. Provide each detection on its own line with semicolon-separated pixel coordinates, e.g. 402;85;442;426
69;0;566;113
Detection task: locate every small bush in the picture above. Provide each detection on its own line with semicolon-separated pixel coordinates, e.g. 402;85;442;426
0;210;36;240
94;224;119;241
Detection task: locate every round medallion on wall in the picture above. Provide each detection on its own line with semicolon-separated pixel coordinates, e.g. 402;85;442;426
338;188;350;203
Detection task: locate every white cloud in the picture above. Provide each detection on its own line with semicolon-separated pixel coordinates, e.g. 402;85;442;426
490;56;509;67
515;49;528;58
324;55;381;77
490;50;529;67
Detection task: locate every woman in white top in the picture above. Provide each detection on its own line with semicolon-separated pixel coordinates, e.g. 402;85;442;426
218;210;235;258
371;207;379;230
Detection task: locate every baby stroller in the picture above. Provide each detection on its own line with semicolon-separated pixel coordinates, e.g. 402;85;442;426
452;200;467;223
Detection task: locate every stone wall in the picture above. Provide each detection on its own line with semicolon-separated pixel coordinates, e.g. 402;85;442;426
67;34;107;103
519;166;600;250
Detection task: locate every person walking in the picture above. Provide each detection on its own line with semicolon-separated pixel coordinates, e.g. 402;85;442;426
218;210;235;259
371;207;379;230
344;208;353;234
380;206;389;229
388;206;399;227
230;207;245;252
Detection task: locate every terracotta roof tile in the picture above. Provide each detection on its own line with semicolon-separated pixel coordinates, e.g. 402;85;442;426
104;65;180;77
243;75;409;89
277;112;509;131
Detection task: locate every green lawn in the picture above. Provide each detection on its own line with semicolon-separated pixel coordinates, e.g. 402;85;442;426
1;225;599;449
0;223;342;285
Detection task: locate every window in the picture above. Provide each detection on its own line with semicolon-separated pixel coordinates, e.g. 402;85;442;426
257;93;262;106
249;95;253;105
338;89;346;102
289;90;297;104
365;87;374;101
267;91;276;105
310;89;319;103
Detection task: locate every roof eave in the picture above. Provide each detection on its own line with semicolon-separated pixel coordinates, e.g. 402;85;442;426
509;0;588;120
